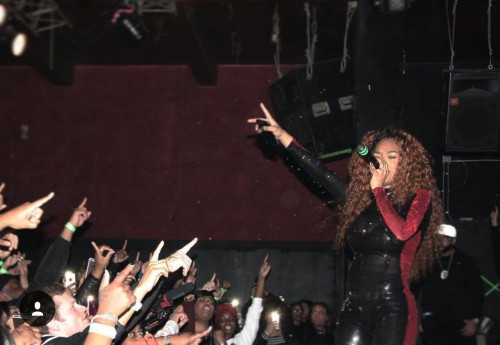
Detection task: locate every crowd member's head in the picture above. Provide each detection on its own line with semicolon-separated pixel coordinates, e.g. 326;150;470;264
290;302;303;326
193;290;215;326
437;224;457;255
40;282;90;337
215;302;239;339
310;302;329;331
122;324;145;345
335;128;444;281
259;295;294;340
299;299;313;324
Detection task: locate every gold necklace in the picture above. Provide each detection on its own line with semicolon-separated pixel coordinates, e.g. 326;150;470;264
437;249;455;280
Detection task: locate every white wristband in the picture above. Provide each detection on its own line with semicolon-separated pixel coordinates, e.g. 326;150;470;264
92;314;118;325
89;322;117;339
131;301;142;312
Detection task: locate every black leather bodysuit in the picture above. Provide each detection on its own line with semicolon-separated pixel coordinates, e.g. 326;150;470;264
287;142;431;345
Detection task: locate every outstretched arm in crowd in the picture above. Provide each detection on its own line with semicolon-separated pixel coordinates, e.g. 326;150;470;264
230;255;271;345
30;198;91;291
0;191;54;231
75;242;114;306
114;238;197;342
84;264;136;345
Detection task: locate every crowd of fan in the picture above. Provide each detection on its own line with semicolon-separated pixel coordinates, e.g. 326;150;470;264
0;185;335;345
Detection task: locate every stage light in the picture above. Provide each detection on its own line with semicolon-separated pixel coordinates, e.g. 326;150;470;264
111;7;147;43
0;5;7;28
0;26;28;57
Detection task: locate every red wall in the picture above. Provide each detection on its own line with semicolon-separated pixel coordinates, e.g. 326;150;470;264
0;65;348;241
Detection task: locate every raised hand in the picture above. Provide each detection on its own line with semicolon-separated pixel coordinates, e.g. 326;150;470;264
369;159;390;189
184;261;197;284
0;192;54;230
130;252;142;276
3;252;23;270
134;241;170;298
259;254;271;278
247;103;293;147
165;238;197;276
91;242;115;276
169;305;189;328
68;197;92;228
0;232;18;252
201;273;217;292
112;239;130;264
255;254;271;298
97;264;136;318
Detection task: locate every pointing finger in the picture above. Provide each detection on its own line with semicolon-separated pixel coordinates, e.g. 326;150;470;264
114;264;135;285
152;241;164;261
32;192;55;208
178;237;198;254
78;197;87;208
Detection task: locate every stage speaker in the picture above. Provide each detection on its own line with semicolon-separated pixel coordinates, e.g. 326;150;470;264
443;70;500;152
268;59;355;159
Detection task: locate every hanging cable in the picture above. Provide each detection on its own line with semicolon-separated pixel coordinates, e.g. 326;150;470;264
340;1;357;73
304;3;318;80
445;0;459;70
271;4;283;78
487;0;494;69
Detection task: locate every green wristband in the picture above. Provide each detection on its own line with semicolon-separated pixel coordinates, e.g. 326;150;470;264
65;222;77;233
0;260;3;267
0;268;8;274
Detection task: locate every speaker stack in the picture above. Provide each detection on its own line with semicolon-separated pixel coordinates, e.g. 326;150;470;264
443;70;500;153
268;59;355;159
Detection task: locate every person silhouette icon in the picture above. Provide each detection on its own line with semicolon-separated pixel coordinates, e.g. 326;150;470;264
31;301;44;317
20;290;55;327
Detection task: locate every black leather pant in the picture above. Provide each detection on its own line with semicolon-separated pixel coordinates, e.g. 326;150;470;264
335;254;408;345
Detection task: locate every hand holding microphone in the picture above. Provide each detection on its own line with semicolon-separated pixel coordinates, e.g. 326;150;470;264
356;144;380;169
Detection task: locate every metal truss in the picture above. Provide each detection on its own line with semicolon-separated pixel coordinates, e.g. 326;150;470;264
5;0;72;36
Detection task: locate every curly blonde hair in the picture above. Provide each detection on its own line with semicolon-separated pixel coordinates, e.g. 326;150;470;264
334;128;444;281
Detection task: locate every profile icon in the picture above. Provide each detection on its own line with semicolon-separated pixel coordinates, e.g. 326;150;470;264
19;291;55;327
31;301;43;317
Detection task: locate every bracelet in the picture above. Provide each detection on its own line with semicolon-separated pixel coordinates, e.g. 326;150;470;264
164;335;171;345
0;260;3;267
92;314;118;325
64;222;77;233
130;301;142;312
0;268;8;274
89;321;117;339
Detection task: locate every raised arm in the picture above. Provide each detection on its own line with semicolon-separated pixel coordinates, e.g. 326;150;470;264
248;103;347;201
0;192;54;231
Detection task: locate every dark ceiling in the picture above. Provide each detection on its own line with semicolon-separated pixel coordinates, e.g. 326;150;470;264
1;0;500;85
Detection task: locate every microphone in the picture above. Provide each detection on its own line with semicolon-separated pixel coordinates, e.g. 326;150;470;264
356;144;380;169
165;282;195;301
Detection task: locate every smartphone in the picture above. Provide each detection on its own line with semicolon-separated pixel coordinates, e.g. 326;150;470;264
84;258;96;279
63;271;76;288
